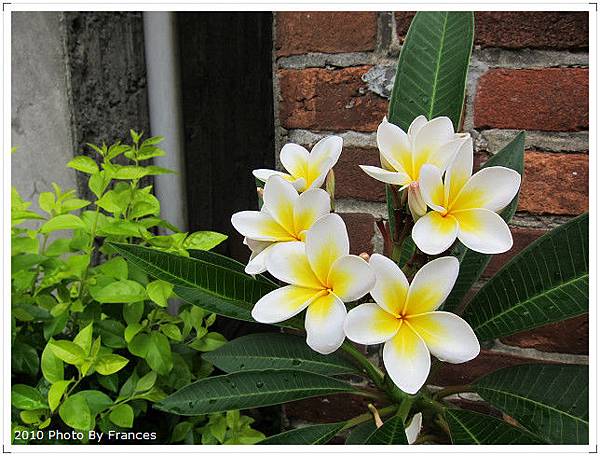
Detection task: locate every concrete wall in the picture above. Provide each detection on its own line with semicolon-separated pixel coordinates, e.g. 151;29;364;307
11;12;76;210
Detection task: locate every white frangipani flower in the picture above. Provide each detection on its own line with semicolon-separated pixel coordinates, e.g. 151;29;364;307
252;214;375;355
405;412;423;445
344;254;479;394
253;136;343;192
231;176;330;274
413;136;521;255
359;116;468;218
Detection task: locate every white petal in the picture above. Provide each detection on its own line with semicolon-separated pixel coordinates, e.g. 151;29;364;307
424;136;466;173
383;324;431;394
344;303;400;345
305;213;349;284
293;188;331;236
453;208;513;254
307;136;343;189
376;119;412;175
412;211;459;256
369;253;409;317
305;293;347;354
405;256;459;315
445;136;474;206
280;143;309;179
231;211;293;242
452;166;521;212
414;116;455;153
408;115;428;139
252;168;291;183
328;255;375;302
405;412;422;444
408;311;480;363
245;241;275;275
359;165;411;186
252;285;320;324
264;241;322;288
262;176;298;232
418;164;446;212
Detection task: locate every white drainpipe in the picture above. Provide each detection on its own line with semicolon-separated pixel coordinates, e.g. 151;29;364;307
142;12;188;232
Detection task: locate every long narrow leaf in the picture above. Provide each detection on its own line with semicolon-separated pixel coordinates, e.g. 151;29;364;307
203;333;358;376
261;422;345;445
443;131;525;312
365;415;408;444
388;11;474;131
475;364;588;444
463;212;588;340
154;369;355;415
446;409;544;444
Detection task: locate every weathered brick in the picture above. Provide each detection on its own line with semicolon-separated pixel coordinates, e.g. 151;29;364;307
339;212;375;255
334;147;385;202
518;151;588;215
278;66;387;132
483;227;546;277
474;68;588;131
395;12;588;49
431;350;554;386
501;315;588;355
276;12;377;57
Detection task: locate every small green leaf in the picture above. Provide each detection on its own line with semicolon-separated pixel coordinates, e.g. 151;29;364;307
88;171;111;198
67;156;99;174
12;342;39;377
124;323;143;343
48;380;72;412
94;354;129;375
38;192;55;214
92;280;147;303
171;421;193;442
161;323;183;341
123;301;144;325
189;332;226;352
73;323;93;355
184;231;228;251
59;395;92;431
41;342;64;383
135;371;157;392
109;403;134;428
147;280;173;308
11;384;47;410
96;257;128;280
40;214;86;234
48;340;86;365
96;320;127;349
128;333;151;357
146;332;173;375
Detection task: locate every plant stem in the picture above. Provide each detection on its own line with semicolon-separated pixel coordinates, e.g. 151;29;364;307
341;404;398;431
434;384;474;400
341;341;385;388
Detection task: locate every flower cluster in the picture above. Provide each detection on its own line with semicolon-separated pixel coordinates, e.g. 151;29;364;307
231;116;521;395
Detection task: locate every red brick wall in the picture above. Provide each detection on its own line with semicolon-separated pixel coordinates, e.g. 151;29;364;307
273;11;589;426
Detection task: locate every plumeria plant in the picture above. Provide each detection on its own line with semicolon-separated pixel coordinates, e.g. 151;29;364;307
111;11;588;445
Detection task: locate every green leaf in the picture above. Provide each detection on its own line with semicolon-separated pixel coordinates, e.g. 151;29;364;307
88;170;111;198
147;280;173;307
203;333;358;375
40;214;86;233
189;332;226;352
171;421;193;442
108;243;294;327
261;422;345;444
443;131;525;312
128;333;150;357
109;403;134;428
474;364;588;444
161;323;183;342
96;320;127;349
155;369;355;416
48;340;86;365
59;395;92;431
96;257;129;280
145;332;173;375
91;279;147;303
388;11;474;131
94;354;129;375
124;323;143;343
74;390;113;416
38;192;55;214
11;385;46;410
41;342;64;383
12;342;39;377
345;420;377;444
67;156;99;174
73;323;93;354
183;231;228;251
48;380;72;412
365;415;408;444
464;213;588;340
135;371;157;392
123;301;144;325
445;409;543;444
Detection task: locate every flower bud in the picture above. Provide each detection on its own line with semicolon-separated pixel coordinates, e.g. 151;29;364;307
407;182;427;220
